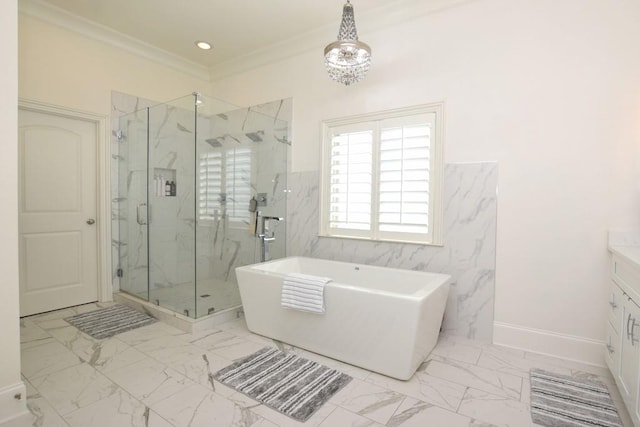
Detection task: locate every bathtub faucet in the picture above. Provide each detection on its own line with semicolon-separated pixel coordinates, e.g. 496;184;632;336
257;212;284;262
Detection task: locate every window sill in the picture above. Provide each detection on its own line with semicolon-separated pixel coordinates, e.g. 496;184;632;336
317;233;444;247
198;219;251;231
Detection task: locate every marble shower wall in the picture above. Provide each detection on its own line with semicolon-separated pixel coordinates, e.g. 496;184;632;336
195;100;290;291
111;91;290;317
287;162;498;341
147;100;197;306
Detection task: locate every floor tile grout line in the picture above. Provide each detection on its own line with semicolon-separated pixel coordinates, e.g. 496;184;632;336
383;394;410;426
27;360;122;416
365;370;470;416
25;374;75;427
100;333;239;401
61;378;176;427
63;331;154;376
454;386;469;413
425;356;523;400
23;357;85;385
99;352;177;395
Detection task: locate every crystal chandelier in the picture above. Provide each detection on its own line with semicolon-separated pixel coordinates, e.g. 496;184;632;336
324;1;371;86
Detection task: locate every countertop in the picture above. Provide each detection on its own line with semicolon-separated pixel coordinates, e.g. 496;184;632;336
609;245;640;269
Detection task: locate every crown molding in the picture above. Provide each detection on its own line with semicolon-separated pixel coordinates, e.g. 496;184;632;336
209;0;477;81
18;0;477;84
19;0;211;82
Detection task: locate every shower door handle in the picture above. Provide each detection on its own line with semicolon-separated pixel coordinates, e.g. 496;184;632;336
137;203;148;225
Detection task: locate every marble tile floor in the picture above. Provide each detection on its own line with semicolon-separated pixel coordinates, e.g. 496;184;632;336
18;302;633;427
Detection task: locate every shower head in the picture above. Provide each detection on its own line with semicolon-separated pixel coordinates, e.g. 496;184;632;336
205;138;223;147
245;131;264;143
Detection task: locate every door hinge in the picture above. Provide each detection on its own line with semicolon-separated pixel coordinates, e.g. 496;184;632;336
117;268;123;278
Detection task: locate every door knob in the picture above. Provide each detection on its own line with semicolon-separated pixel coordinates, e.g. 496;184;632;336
86;218;96;225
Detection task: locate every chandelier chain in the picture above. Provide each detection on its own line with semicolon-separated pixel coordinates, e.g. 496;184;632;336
337;3;359;41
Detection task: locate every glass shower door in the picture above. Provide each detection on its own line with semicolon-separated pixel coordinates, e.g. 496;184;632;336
117;108;150;301
194;97;290;318
147;95;197;317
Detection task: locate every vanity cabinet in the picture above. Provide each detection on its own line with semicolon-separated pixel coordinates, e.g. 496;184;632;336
608;250;640;426
605;283;623;374
618;295;640;410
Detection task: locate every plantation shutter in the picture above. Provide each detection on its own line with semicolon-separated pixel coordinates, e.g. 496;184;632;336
321;104;443;245
226;148;252;223
378;114;432;237
199;152;222;220
328;125;373;233
199;148;252;223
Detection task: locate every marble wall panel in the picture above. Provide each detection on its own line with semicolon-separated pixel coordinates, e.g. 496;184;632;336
286;162;498;342
148;100;196;301
195;100;290;292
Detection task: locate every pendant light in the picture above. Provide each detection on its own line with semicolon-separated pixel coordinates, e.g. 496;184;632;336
324;1;371;86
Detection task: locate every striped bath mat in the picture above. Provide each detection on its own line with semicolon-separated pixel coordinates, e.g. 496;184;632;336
214;347;352;422
65;305;156;339
530;368;623;427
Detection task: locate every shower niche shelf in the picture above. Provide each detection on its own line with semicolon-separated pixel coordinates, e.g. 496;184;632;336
153;168;177;197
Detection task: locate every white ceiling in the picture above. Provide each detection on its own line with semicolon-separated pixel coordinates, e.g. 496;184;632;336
22;0;471;79
28;0;393;68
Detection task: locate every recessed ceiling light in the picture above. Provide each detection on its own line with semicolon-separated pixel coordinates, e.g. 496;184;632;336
195;41;212;50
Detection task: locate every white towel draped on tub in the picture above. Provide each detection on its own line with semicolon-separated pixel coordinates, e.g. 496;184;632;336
281;273;332;314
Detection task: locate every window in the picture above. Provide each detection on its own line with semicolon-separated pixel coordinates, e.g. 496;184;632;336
320;103;444;245
199;152;222;220
199;148;252;224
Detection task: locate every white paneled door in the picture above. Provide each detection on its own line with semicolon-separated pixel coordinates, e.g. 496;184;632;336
18;108;98;316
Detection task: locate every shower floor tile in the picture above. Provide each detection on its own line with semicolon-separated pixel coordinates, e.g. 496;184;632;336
18;303;634;427
144;277;242;319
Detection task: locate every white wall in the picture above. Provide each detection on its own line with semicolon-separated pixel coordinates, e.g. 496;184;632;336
19;13;213;295
211;0;640;362
0;0;28;423
19;14;210;116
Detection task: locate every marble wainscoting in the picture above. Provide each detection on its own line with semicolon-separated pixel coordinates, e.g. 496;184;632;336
287;162;498;342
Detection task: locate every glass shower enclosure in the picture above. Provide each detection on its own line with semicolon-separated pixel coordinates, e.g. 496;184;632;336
114;93;290;318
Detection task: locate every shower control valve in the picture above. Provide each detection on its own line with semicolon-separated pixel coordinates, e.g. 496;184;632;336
257;212;283;238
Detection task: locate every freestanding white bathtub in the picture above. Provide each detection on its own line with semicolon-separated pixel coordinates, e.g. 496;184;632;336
236;256;451;380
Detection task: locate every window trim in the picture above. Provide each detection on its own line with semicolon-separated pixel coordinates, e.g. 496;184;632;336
319;102;445;246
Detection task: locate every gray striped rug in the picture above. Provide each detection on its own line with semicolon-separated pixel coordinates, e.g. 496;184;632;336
64;305;156;339
530;369;623;427
214;347;352;422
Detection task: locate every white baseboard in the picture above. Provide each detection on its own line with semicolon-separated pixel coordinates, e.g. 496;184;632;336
0;382;28;426
493;321;606;367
